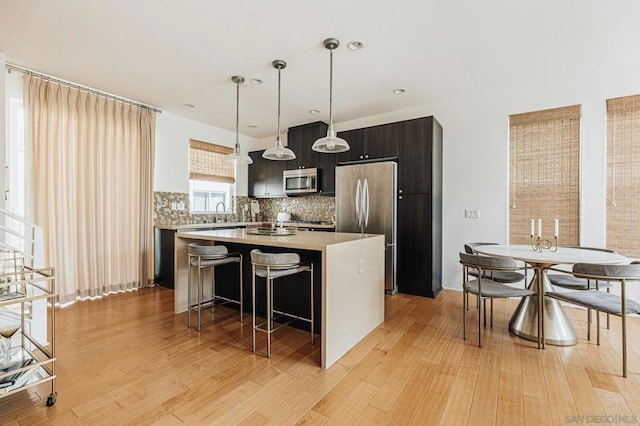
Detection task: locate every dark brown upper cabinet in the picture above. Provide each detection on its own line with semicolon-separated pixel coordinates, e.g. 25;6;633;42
397;116;442;195
286;121;338;195
248;150;286;198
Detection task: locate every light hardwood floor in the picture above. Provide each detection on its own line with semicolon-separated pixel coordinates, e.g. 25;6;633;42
2;286;640;425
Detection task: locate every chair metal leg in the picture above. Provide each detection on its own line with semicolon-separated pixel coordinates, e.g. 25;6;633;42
596;310;600;346
538;267;545;349
587;308;591;341
622;281;627;378
490;299;494;327
463;289;467;341
478;296;483;348
607;287;611;330
483;299;487;327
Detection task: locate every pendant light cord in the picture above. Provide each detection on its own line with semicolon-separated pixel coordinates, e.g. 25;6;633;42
329;48;334;127
277;67;282;143
235;81;240;148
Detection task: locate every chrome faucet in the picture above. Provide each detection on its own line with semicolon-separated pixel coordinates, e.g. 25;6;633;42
215;201;226;223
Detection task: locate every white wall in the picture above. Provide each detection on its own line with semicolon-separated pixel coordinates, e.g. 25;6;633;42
154;112;257;195
0;52;6;210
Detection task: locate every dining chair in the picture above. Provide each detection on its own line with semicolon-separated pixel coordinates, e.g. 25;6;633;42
459;252;537;348
464;243;527;284
547;246;616;340
464;242;528;314
545;263;640;377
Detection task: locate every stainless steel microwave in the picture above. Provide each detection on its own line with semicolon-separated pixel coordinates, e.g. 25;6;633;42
283;168;319;195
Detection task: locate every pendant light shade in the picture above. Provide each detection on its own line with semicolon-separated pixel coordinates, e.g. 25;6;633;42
312;38;350;153
263;60;296;161
224;75;253;164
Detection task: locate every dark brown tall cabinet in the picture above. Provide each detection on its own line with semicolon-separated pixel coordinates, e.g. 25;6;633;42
396;117;443;298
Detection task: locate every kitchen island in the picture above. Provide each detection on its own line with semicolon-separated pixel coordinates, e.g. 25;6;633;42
174;228;385;368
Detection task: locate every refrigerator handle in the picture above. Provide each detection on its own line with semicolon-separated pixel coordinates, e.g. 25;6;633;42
363;178;370;227
356;179;362;226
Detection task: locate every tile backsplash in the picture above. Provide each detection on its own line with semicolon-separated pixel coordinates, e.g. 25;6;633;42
154;192;335;225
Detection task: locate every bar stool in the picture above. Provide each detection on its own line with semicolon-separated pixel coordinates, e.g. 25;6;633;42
250;249;314;358
188;243;243;332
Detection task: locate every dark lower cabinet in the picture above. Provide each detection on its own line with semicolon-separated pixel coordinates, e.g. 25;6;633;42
397;193;442;298
154;228;176;289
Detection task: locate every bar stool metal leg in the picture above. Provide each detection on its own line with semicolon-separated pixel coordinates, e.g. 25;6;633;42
239;254;244;323
197;257;203;332
252;264;256;353
310;263;314;345
188;257;192;329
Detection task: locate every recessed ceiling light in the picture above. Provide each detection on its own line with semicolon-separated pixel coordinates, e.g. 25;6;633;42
250;78;263;85
309;109;321;114
347;41;364;51
392;88;407;95
248;124;258;128
182;103;195;108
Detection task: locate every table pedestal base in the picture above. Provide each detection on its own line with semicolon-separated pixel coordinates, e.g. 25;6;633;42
509;295;577;346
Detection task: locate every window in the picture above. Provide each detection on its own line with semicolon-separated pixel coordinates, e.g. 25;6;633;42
188;139;235;213
509;105;581;245
606;94;640;257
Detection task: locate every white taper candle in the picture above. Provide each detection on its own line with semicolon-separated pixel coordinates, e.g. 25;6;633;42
538;219;542;238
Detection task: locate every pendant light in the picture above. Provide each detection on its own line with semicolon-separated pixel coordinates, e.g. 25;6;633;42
263;60;296;161
224;76;253;164
312;38;350;153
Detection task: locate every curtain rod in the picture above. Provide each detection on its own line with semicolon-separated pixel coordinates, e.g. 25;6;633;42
5;63;162;113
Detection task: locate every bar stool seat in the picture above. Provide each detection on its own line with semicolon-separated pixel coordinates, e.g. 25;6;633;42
188;243;243;331
250;249;314;358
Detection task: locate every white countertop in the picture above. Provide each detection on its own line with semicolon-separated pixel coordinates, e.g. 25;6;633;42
155;222;249;230
156;222;336;231
175;228;379;251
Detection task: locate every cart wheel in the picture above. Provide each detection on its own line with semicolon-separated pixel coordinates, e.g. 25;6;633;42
46;392;57;407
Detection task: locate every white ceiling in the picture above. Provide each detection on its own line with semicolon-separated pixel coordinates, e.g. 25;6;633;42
1;0;640;139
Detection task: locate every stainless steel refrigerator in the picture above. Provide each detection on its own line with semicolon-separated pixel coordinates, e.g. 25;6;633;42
335;161;397;294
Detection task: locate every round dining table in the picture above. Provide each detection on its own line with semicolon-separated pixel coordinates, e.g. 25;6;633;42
474;244;628;346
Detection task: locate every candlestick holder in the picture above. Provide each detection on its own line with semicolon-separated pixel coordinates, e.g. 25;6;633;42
531;235;558;252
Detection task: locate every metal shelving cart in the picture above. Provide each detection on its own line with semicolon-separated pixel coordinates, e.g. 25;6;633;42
0;250;56;406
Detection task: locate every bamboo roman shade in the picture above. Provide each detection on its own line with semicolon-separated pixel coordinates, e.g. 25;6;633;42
189;139;235;183
509;105;581;245
606;94;640;257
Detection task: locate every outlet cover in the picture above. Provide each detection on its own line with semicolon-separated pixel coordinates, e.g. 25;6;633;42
465;209;480;219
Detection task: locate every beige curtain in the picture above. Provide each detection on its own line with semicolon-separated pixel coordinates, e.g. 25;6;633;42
24;75;155;304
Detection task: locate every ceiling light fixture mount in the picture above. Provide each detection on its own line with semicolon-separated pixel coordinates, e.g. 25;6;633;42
224;75;253;165
263;60;296;161
312;38;350;154
393;88;407;94
347;41;364;51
